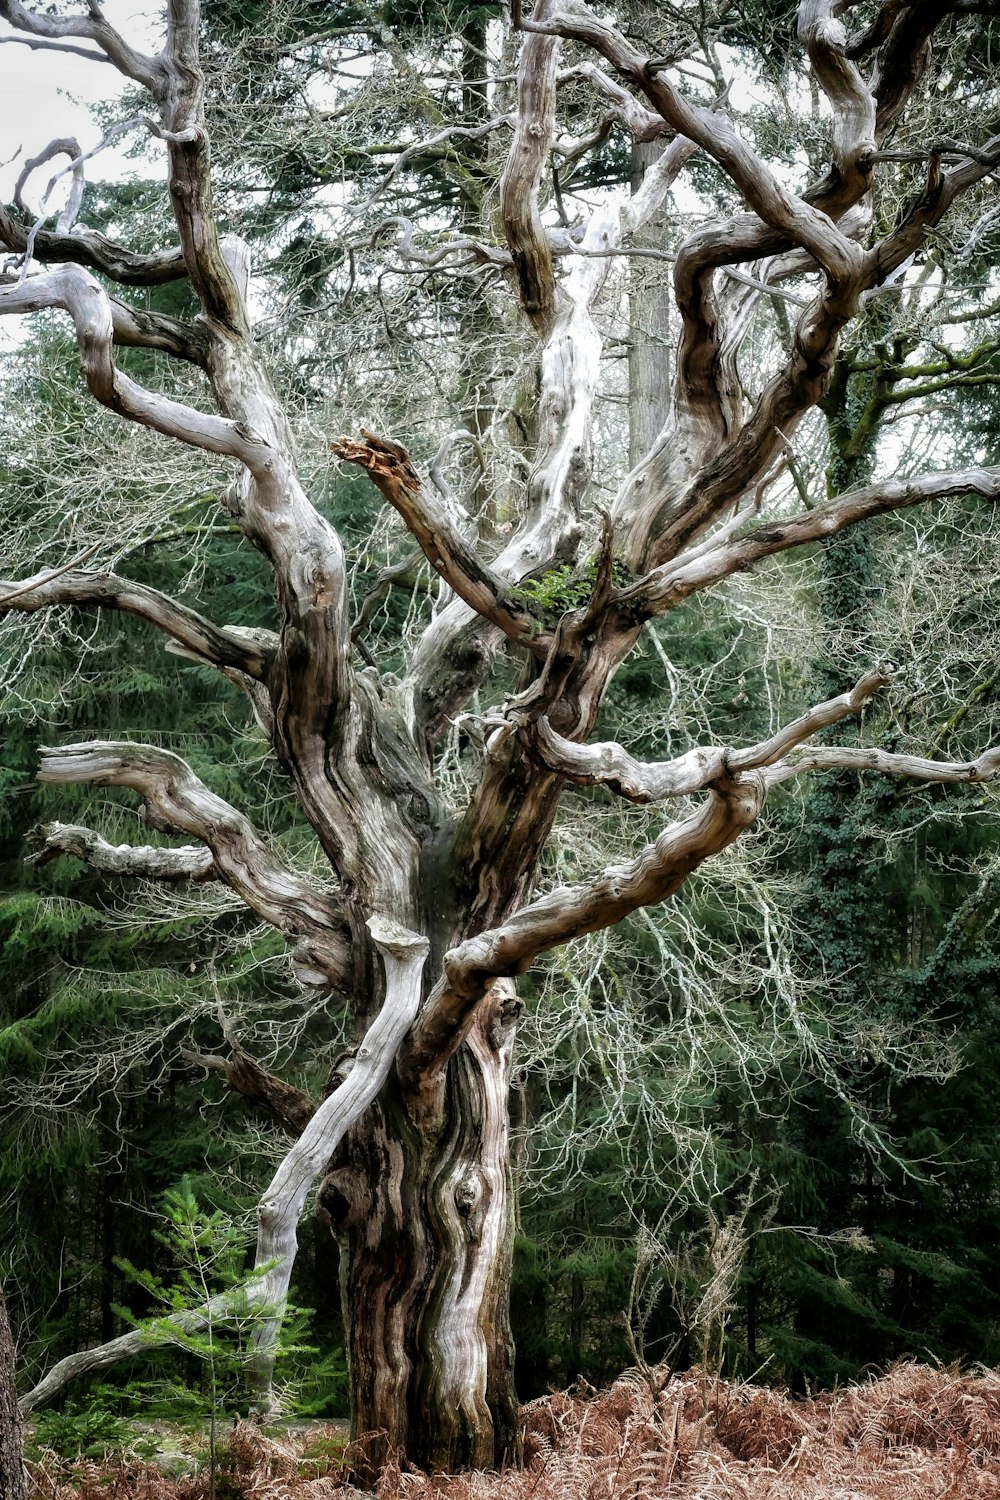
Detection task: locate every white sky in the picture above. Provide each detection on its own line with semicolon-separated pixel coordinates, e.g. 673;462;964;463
0;4;163;347
1;4;163;202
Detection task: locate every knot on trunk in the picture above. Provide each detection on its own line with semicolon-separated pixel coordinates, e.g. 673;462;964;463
485;977;522;1051
454;1171;486;1241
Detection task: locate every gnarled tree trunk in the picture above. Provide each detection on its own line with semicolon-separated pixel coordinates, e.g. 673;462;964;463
325;1004;519;1478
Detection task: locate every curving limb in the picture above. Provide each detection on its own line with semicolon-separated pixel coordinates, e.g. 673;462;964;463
522;719;727;801
0;271;203;364
183;1044;317;1136
728;671;891;770
15;136;86;232
247;917;430;1406
156;0;248;332
405;771;765;1091
561;60;672;143
519;670;893;802
0;203;187;287
182;1006;317;1137
766;743;1000;788
499;0;560;332
3;4;425;916
866;1;954;139
0;1;250;332
644;132;1000;568
411;656;995;1070
630;462;1000;616
0;568;272;678
0;31;107;61
575;0;968;568
102;297;206;363
400;108;699;743
798;0;877;203
0;267;267;470
0;0;163;89
37;741;351;990
522;1;863;284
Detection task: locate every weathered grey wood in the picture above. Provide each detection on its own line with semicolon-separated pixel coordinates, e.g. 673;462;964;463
37;742;351;989
26;823;216;880
0;569;270;678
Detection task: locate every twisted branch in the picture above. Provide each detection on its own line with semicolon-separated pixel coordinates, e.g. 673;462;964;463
37;742;351;989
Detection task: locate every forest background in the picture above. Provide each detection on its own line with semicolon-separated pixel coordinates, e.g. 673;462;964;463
2;0;1000;1462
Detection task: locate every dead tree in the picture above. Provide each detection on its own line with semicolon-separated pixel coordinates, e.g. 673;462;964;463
3;0;1000;1481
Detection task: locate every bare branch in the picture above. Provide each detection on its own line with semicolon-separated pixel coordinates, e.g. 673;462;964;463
0;204;187;287
25;822;215;880
0;268;203;361
500;0;560;332
182;1037;317;1137
600;0;971;568
637;122;1000;569
0;267;268;471
0;0;163;90
521;716;728;801
20;1307;226;1416
104;297;206;363
561;60;671;142
0;568;272;678
155;0;248;332
520;670;892;801
14;137;85;232
331;430;550;653
401;124;698;740
630;463;1000;614
19;918;424;1416
728;670;892;771
866;1;954;138
406;770;764;1077
0;32;108;62
798;1;877;202
353;115;514;216
523;1;864;285
766;744;1000;788
36;742;351;989
247;917;430;1404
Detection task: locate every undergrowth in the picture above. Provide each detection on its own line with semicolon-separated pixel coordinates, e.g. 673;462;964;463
26;1361;1000;1498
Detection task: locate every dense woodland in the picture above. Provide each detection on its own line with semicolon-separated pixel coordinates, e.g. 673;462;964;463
2;0;1000;1489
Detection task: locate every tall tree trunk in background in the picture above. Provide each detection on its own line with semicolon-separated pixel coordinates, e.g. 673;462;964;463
0;1289;27;1500
628;139;672;467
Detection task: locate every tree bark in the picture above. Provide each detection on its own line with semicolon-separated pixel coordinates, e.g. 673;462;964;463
322;997;520;1483
0;1289;27;1500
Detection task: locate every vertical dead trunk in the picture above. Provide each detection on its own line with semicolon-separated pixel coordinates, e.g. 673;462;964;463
0;1289;27;1500
321;1005;519;1483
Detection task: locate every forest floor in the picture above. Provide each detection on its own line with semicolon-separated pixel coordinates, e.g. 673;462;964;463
26;1360;1000;1498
